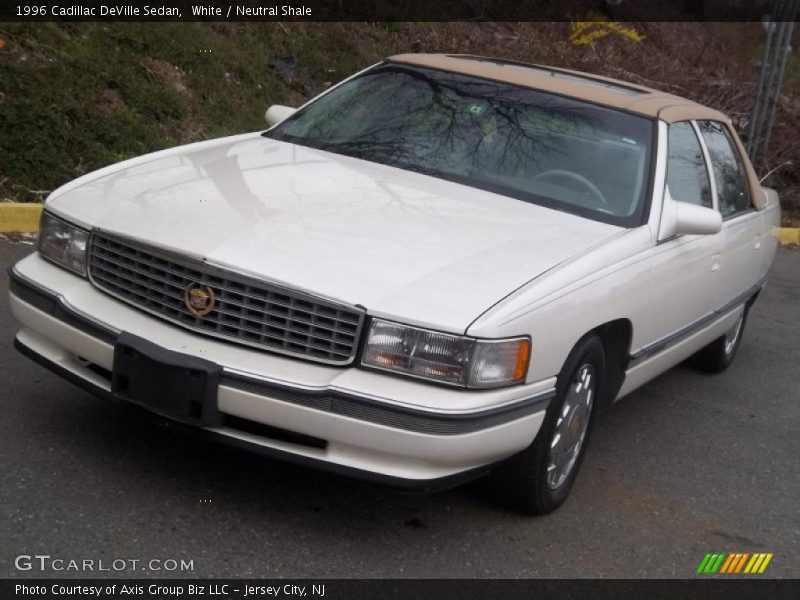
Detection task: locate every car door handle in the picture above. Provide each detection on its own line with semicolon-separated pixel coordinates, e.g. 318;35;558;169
711;252;721;272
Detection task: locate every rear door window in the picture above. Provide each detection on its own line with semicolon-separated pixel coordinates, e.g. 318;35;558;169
697;121;751;218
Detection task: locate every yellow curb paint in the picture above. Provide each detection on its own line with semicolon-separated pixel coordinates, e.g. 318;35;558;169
777;228;800;246
0;203;43;233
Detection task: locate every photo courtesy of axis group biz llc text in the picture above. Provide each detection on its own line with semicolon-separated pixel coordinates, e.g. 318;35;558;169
0;0;798;599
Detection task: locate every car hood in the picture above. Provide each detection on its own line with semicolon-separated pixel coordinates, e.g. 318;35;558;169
48;134;622;332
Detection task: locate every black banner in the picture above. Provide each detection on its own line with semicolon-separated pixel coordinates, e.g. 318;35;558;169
0;0;777;22
3;579;800;600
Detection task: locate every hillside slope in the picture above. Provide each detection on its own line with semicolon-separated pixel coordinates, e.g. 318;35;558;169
1;22;797;221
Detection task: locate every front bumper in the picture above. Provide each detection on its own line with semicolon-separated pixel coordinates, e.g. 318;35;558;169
8;253;553;490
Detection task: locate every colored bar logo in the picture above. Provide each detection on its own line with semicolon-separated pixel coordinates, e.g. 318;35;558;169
696;552;773;574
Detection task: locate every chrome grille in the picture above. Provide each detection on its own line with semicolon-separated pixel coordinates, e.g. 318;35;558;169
88;233;365;365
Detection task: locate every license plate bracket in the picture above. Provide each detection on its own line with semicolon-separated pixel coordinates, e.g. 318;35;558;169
111;331;223;426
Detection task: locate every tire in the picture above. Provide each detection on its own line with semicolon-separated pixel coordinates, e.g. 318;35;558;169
688;305;748;374
486;336;605;515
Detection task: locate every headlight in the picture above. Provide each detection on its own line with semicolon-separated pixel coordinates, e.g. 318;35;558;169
37;211;90;276
361;319;530;388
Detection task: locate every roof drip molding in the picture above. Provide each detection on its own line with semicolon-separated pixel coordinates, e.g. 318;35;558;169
657;103;729;124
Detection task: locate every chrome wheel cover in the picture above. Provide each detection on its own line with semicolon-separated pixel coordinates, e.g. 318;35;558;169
724;311;745;355
547;363;595;490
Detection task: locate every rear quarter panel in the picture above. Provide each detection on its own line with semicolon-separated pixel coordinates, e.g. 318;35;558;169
761;187;782;275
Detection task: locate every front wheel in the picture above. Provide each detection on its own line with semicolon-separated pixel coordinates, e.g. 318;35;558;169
486;336;605;514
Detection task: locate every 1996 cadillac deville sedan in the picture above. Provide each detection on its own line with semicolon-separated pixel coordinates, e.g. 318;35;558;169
9;54;780;513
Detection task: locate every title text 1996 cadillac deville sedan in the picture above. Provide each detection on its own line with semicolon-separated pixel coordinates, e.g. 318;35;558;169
9;54;780;513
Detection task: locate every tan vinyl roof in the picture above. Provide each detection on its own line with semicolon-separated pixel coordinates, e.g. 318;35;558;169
388;54;729;123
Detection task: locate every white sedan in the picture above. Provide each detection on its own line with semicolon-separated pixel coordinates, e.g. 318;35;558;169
8;54;780;513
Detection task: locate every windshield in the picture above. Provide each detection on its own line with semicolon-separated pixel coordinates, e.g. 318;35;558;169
267;64;655;227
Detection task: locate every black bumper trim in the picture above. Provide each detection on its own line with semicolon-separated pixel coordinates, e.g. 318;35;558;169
9;265;552;435
13;337;492;493
627;278;767;368
221;372;552;435
9;266;117;344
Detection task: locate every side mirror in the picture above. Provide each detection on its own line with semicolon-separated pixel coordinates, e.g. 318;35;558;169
658;194;722;241
265;105;296;127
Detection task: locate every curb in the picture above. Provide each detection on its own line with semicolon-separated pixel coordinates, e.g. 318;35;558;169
777;227;800;246
1;202;800;246
0;203;43;233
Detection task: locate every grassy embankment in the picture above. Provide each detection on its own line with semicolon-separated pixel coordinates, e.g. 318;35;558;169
1;22;797;222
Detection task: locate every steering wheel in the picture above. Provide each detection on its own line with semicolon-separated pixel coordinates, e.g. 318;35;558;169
532;169;609;208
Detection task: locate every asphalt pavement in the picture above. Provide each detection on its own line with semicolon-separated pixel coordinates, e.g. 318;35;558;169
1;240;798;578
